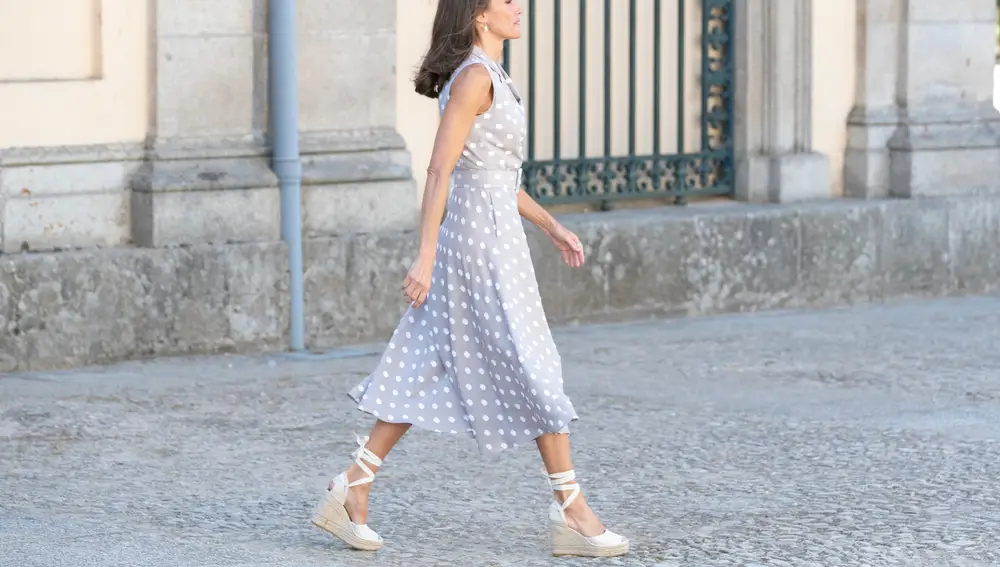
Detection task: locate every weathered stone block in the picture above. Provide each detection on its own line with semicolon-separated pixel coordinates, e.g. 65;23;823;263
221;242;289;348
855;23;900;107
127;248;230;354
770;152;832;202
221;241;289;297
302;148;412;185
297;32;396;132
303;180;417;236
900;146;1000;198
526;220;612;322
0;242;291;371
601;211;695;317
947;196;1000;294
684;208;800;314
155;36;255;138
843;145;892;200
906;0;996;23
304;232;413;347
2;250;145;369
0;159;137;197
157;0;254;36
131;188;279;247
3;193;130;253
878;199;953;297
859;0;903;26
297;0;396;33
735;155;771;203
0;151;140;252
131;156;280;247
798;202;882;306
901;22;996;106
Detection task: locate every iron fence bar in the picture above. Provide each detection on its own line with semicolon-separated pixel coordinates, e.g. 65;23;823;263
652;0;662;193
628;0;636;157
653;0;661;156
725;0;735;156
603;0;611;159
700;0;710;153
554;0;562;161
626;0;637;194
528;0;536;162
677;0;685;155
602;0;612;204
579;0;587;161
676;0;688;204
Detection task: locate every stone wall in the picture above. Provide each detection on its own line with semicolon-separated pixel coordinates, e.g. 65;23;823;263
0;0;417;255
3;194;999;372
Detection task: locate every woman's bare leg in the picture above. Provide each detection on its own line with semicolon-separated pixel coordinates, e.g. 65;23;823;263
335;419;410;524
536;432;607;537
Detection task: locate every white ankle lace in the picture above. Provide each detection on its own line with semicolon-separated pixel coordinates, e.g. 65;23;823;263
545;468;581;512
348;434;382;488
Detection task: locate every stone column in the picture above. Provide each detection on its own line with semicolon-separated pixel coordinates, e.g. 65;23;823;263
131;0;279;247
843;0;901;199
734;0;830;203
295;0;417;236
889;0;1000;197
846;0;1000;198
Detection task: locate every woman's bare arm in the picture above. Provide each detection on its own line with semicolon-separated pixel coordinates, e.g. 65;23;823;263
517;190;557;235
415;65;493;258
403;64;493;308
516;180;586;268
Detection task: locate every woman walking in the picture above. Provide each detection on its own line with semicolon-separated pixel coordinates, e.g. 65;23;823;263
311;0;628;558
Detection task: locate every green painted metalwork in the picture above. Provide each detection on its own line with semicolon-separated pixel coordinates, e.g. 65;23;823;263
502;0;735;207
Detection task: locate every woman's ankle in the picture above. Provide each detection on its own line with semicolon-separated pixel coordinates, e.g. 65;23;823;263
346;463;377;486
552;482;579;505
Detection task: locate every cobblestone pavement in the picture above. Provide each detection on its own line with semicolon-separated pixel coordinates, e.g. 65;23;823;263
3;296;1000;567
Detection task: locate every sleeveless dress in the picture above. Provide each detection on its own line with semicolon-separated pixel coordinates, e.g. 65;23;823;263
348;46;578;456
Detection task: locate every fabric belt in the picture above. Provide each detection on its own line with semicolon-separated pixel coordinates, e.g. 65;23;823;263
453;167;523;192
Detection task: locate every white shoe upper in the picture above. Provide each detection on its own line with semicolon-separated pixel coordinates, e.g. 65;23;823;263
328;435;384;543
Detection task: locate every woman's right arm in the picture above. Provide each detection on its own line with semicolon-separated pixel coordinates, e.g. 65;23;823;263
402;64;494;309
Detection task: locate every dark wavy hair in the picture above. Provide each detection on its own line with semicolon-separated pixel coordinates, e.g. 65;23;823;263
414;0;491;99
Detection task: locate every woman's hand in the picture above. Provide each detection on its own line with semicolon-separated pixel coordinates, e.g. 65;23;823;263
545;222;586;268
402;252;435;309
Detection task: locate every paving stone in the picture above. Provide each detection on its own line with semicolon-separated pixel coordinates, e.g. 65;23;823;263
2;296;1000;566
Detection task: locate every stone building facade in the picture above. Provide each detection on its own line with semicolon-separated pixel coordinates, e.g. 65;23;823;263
1;0;999;371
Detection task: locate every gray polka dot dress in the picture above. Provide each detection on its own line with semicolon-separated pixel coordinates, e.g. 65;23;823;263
348;46;578;455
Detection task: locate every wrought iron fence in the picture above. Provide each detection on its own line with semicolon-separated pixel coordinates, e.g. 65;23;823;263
502;0;734;206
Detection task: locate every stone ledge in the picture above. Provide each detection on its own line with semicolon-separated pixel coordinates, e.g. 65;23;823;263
2;195;999;372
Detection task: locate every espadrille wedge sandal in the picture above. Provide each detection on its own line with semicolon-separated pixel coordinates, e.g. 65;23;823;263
311;435;383;551
546;469;629;557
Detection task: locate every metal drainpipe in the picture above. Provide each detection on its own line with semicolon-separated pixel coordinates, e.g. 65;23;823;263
269;0;305;351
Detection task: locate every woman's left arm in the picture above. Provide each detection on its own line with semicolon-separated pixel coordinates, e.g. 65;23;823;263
516;190;556;236
516;189;586;268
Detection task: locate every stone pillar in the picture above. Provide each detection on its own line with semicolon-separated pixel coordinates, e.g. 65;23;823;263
843;0;901;199
734;0;830;203
846;0;1000;198
295;0;417;236
890;0;1000;197
131;0;279;247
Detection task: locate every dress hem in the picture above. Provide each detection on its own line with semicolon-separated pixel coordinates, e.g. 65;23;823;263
345;388;577;458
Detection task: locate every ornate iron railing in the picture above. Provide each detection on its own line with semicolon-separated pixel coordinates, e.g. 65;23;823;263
503;0;734;207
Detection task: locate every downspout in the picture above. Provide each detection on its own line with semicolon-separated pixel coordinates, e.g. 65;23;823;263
269;0;306;351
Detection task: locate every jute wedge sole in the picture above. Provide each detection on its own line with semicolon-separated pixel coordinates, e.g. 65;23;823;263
551;523;630;557
311;489;383;551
